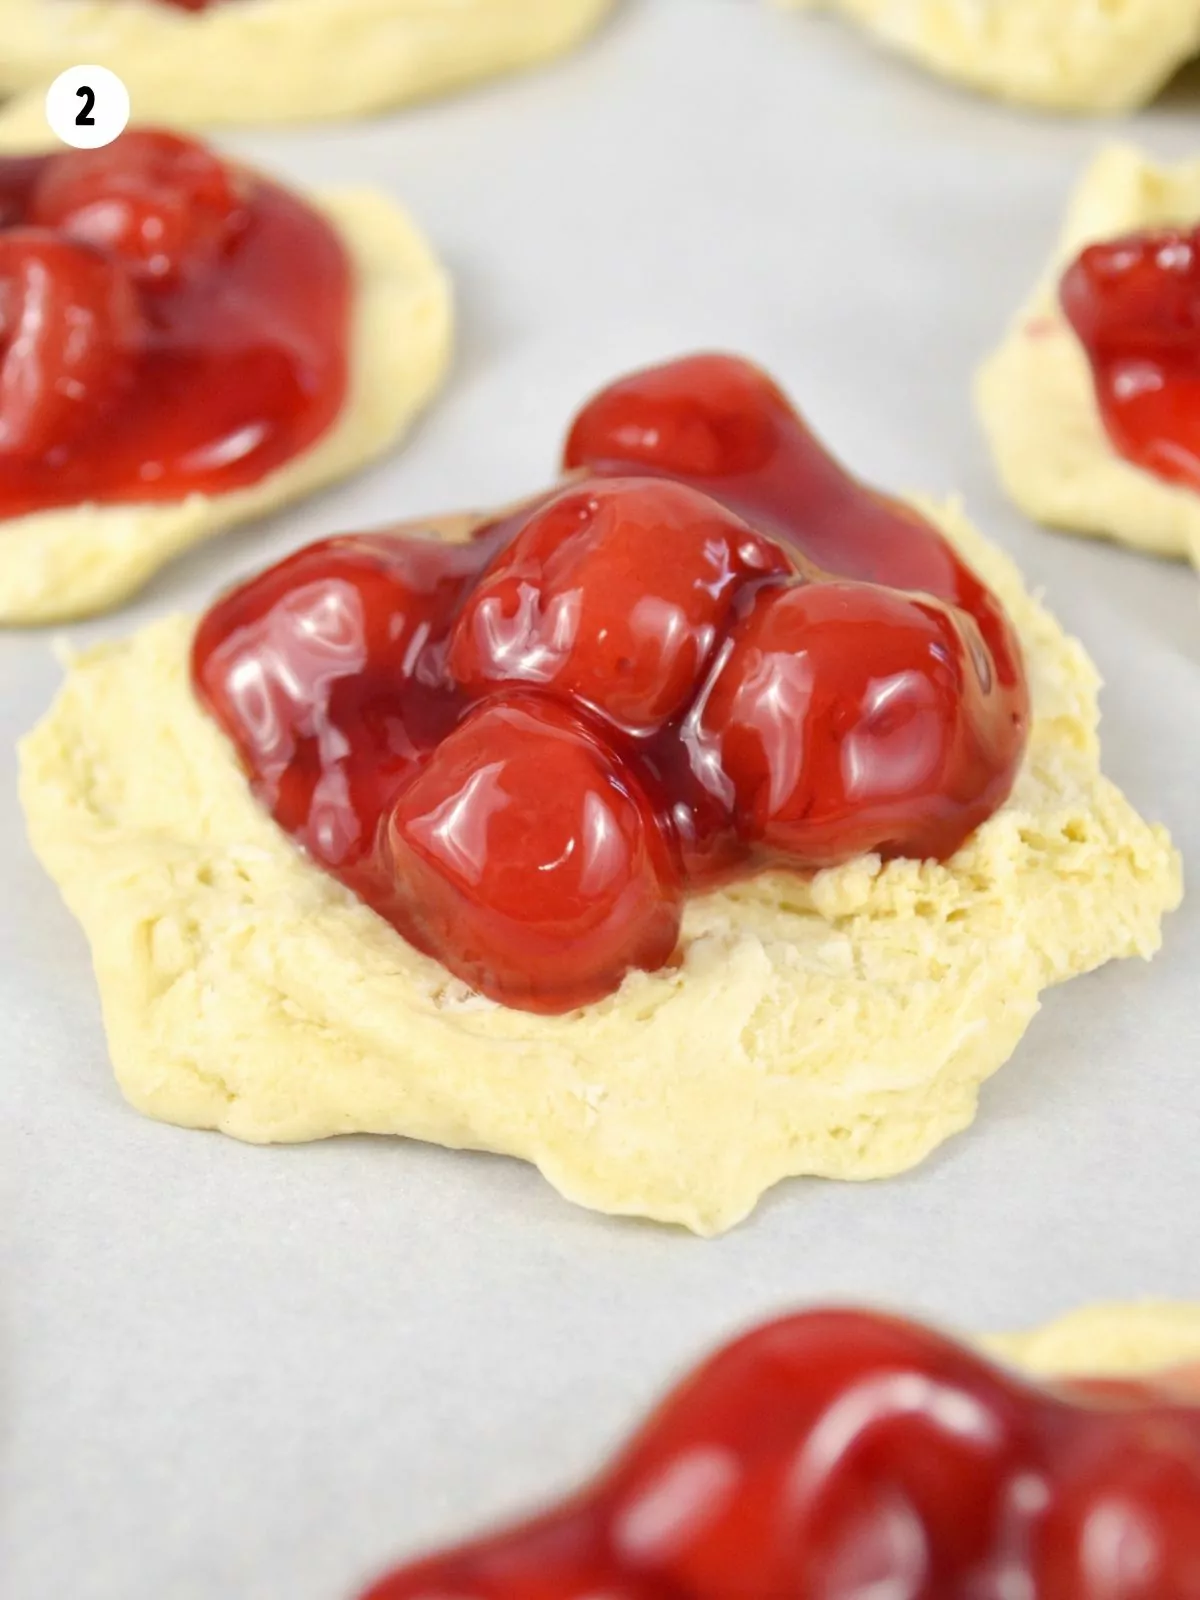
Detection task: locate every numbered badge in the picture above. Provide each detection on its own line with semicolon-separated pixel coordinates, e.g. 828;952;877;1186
45;65;131;150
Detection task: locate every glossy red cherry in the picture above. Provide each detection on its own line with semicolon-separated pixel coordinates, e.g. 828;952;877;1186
1063;229;1200;353
30;129;247;285
606;1310;1032;1600
786;1371;1030;1597
448;478;792;733
0;228;142;460
1061;227;1200;492
1035;1416;1200;1598
384;695;681;1013
358;1310;1200;1600
692;579;1020;864
192;533;483;865
565;351;794;483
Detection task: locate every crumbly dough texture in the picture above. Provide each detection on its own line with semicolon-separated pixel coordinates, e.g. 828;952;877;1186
977;145;1200;571
20;501;1180;1235
0;187;452;625
989;1302;1200;1380
776;0;1200;111
0;0;613;133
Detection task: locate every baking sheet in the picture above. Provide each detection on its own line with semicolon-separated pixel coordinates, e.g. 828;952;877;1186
2;3;1199;1595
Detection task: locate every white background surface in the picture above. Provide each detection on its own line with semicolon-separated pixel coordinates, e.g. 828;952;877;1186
2;3;1199;1595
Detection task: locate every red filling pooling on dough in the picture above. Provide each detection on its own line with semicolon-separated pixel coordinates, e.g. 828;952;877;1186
358;1307;1200;1600
1062;224;1200;491
192;355;1029;1014
0;128;349;516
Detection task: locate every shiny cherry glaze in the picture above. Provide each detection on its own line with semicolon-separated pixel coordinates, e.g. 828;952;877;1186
448;478;792;734
0;229;143;458
191;531;491;870
31;130;247;285
386;695;681;1010
564;353;1026;699
0;129;348;515
359;1309;1200;1600
193;356;1029;1013
1061;227;1200;492
694;579;1015;866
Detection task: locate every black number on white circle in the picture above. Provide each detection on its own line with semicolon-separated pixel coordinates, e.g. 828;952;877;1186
75;86;96;127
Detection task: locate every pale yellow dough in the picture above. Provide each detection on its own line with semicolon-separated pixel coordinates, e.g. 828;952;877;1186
978;145;1200;573
20;498;1181;1235
989;1302;1200;1381
0;186;452;625
0;0;613;135
777;0;1200;111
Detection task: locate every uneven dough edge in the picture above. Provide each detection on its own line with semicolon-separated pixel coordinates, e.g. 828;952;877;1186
19;501;1181;1235
0;0;614;130
0;188;452;625
987;1301;1200;1379
775;0;1200;112
977;144;1200;569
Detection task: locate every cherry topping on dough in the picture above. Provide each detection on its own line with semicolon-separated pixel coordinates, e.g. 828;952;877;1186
448;478;792;733
30;130;246;285
0;128;348;514
357;1310;1200;1600
194;356;1030;1013
1061;226;1200;490
0;229;142;459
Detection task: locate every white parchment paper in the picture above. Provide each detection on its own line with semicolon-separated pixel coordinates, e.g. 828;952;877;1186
1;3;1197;1595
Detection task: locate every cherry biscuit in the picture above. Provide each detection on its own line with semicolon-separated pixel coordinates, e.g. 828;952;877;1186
193;357;1029;1012
359;1304;1200;1599
20;356;1180;1231
0;127;450;622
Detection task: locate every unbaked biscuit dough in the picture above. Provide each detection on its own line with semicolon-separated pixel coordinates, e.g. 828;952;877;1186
20;500;1180;1235
0;0;613;136
0;187;452;625
977;145;1200;573
777;0;1200;112
989;1301;1200;1381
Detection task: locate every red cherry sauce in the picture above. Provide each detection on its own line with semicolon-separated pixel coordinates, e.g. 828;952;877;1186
359;1309;1200;1600
1061;226;1200;490
564;353;1028;872
193;355;1029;1014
0;128;348;516
564;352;1024;708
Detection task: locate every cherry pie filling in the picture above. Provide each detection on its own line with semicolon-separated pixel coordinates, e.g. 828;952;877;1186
0;128;349;518
1061;224;1200;491
357;1307;1200;1600
193;355;1029;1013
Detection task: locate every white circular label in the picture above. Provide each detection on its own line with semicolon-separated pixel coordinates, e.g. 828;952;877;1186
45;65;131;150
